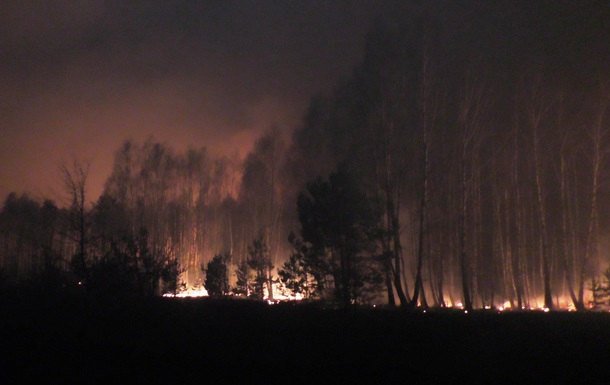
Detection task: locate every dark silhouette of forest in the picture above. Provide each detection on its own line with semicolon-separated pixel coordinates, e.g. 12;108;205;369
2;1;610;311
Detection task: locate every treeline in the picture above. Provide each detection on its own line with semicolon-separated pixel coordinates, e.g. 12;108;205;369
0;135;287;300
282;1;610;310
2;1;610;309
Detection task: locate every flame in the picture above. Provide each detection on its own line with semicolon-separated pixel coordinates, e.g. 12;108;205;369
163;282;303;304
163;287;208;298
161;286;597;311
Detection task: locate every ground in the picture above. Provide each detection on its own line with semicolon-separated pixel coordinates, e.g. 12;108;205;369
1;295;609;384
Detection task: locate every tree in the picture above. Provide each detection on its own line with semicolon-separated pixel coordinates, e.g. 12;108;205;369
234;259;252;297
455;76;488;312
278;232;320;299
524;74;554;310
0;193;64;283
36;199;65;289
575;78;610;310
410;5;438;308
136;226;174;296
247;234;274;300
239;126;286;300
203;253;230;296
60;157;91;283
297;165;382;307
161;256;182;296
87;226;182;298
101;138;240;289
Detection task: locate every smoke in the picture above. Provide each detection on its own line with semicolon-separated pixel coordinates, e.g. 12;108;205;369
0;0;394;203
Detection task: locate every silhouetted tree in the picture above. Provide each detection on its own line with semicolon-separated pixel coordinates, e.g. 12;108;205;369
60;157;91;283
297;165;382;307
234;259;252;296
87;226;181;299
101;138;240;288
278;232;320;299
247;234;274;300
203;253;230;297
239;127;287;299
0;193;66;284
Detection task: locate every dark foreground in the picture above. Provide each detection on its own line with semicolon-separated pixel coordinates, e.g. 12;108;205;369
1;295;609;385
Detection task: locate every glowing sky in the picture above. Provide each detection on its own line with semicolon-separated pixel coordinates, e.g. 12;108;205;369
3;1;607;206
1;1;410;204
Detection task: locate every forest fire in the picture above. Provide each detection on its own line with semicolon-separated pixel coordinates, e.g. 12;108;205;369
160;281;592;311
2;3;610;384
1;1;609;319
163;287;208;298
162;281;303;303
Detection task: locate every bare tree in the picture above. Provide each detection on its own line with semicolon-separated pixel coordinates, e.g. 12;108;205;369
525;75;554;309
239;126;286;300
410;39;436;309
456;76;488;312
60;156;91;281
576;78;610;308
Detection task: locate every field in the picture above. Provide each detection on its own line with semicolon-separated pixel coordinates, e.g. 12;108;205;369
1;295;609;384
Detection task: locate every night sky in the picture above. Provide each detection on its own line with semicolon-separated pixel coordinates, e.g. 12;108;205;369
1;0;410;203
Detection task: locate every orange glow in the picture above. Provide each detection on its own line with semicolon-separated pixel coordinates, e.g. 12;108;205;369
163;282;303;303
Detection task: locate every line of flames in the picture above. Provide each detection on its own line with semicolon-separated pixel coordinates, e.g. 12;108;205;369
163;282;303;304
164;285;595;311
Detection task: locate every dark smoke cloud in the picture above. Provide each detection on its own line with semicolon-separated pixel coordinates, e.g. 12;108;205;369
0;0;409;203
